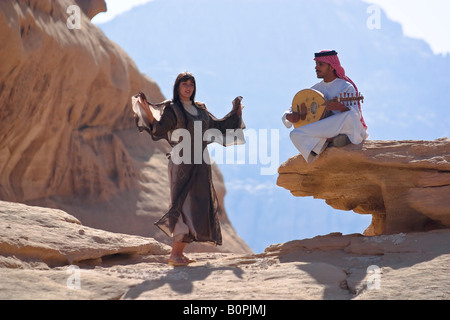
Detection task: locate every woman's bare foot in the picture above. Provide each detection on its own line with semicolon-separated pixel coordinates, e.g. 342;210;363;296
168;255;195;266
168;240;195;266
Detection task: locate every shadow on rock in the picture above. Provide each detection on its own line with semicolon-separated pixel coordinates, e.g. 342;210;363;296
122;265;244;299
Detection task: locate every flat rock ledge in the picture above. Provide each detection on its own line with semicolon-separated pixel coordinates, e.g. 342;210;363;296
277;138;450;236
1;201;449;300
0;201;170;267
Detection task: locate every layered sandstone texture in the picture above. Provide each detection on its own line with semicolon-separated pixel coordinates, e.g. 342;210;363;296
1;201;449;300
277;139;450;236
0;0;251;253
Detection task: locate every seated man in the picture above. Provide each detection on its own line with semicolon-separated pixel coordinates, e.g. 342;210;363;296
282;50;368;163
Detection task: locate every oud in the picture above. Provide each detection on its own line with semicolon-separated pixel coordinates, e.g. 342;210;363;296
292;89;364;128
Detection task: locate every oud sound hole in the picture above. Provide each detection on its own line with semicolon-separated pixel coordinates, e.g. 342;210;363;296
311;102;318;115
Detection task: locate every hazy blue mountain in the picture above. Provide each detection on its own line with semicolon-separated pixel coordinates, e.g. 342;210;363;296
97;0;450;252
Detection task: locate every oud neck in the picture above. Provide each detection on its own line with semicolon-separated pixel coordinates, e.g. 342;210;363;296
335;92;364;104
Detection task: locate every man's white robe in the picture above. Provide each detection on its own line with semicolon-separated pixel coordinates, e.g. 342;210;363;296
282;78;368;163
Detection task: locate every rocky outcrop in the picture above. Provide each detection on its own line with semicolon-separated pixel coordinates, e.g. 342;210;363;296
277;139;450;236
0;0;251;254
0;0;163;203
75;0;106;19
1;200;449;300
0;201;170;267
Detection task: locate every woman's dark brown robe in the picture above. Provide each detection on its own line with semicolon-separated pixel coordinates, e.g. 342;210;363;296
136;98;245;246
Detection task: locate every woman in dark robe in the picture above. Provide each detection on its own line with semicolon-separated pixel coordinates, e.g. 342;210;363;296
133;72;245;266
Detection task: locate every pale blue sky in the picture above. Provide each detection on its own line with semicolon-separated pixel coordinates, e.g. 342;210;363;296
93;0;450;56
92;0;154;24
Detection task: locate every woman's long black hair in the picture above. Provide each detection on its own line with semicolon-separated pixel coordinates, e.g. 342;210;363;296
173;72;196;104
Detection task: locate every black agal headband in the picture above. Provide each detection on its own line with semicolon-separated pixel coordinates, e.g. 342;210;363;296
314;50;338;58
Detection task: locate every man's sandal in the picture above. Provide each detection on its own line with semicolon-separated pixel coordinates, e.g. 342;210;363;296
329;134;351;148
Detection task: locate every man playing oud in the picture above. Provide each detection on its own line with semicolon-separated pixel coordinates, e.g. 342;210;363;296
282;50;368;163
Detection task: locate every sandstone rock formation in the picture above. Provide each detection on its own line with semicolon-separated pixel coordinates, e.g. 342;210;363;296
277;139;450;236
0;0;163;203
0;201;170;267
75;0;106;19
0;0;250;253
1;200;449;300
